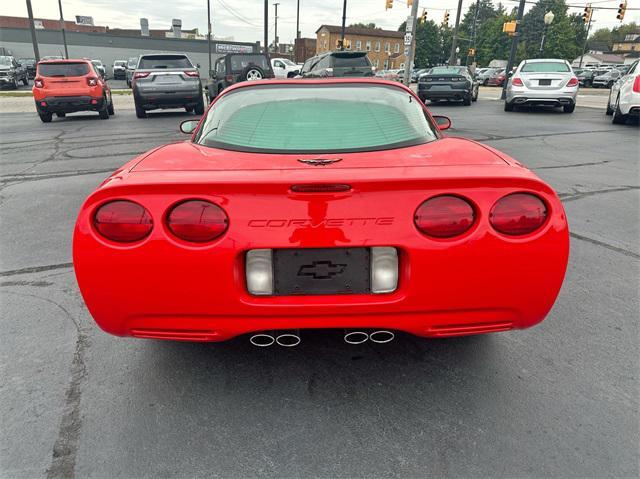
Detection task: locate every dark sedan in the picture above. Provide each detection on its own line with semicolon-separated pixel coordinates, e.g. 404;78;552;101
18;58;36;78
417;66;478;105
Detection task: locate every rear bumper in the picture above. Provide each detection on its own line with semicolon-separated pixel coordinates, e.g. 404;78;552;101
35;95;104;113
506;88;577;106
0;76;16;85
418;86;471;100
134;89;202;109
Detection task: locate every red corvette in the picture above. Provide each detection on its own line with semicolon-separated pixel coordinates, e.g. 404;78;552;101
73;78;569;346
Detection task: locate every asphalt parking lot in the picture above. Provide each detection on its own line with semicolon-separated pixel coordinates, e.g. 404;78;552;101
1;98;638;478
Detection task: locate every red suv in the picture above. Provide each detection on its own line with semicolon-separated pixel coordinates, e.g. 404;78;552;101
32;59;114;122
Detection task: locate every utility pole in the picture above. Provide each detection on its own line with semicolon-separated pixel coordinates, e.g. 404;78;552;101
273;2;280;53
500;0;526;100
448;0;463;65
403;0;419;86
264;0;269;56
468;0;480;67
25;0;40;62
295;0;301;62
207;0;212;77
57;0;69;59
340;0;347;50
578;9;593;69
296;0;301;39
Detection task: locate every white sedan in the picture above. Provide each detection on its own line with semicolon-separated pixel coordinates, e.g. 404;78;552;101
606;59;640;124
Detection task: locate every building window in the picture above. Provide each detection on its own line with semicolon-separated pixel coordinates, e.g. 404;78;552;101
394;43;400;53
366;41;371;51
375;41;381;52
384;59;389;69
385;42;390;53
356;40;362;50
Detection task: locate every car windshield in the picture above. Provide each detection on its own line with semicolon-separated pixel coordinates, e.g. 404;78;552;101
429;66;465;75
114;61;126;66
0;56;12;66
282;59;297;66
521;62;569;73
38;62;90;77
19;58;35;65
138;55;192;69
128;58;137;68
195;84;438;153
229;55;269;72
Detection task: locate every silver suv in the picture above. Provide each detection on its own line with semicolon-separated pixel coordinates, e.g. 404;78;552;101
504;59;578;113
132;54;204;118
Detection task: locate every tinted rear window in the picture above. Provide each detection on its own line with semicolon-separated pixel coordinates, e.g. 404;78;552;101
195;84;438;153
138;55;193;69
332;54;371;68
38;62;90;77
521;62;569;73
229;55;270;72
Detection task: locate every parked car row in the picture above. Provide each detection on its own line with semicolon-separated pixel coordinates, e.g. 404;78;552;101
0;55;30;89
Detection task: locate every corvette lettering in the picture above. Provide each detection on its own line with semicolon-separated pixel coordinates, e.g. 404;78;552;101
248;218;395;227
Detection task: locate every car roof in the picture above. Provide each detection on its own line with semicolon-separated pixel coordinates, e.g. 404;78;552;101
38;58;90;64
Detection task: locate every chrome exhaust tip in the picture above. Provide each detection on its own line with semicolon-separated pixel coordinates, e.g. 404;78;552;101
344;330;369;345
275;331;301;347
369;330;395;344
249;333;275;347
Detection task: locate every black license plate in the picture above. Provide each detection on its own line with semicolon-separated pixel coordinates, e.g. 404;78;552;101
273;248;370;295
539;79;552;86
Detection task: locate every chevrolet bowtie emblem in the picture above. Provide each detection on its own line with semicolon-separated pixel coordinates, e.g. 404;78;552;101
298;261;346;280
297;158;343;166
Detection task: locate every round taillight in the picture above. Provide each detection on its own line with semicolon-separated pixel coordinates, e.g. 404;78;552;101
93;200;153;242
490;193;547;236
414;195;475;238
166;200;228;242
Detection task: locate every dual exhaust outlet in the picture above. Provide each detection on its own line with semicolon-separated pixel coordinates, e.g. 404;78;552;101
249;329;395;347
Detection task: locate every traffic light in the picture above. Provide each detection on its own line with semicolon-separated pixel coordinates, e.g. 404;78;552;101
420;9;427;23
582;6;592;23
385;0;393;10
503;21;517;35
407;0;412;7
617;1;627;20
443;10;450;24
468;48;476;57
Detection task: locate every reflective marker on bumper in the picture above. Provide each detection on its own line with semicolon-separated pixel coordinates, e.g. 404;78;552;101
371;247;398;294
246;249;274;295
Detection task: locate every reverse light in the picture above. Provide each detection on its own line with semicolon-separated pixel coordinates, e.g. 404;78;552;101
414;195;475;238
246;249;274;295
184;70;199;77
134;71;150;79
490;193;547;236
166;200;228;242
512;77;524;86
566;77;579;87
633;75;640;93
34;78;44;88
87;77;98;86
371;247;398;294
93;200;153;242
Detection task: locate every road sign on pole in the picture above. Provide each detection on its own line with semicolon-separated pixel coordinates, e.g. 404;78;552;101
402;0;419;86
404;33;413;45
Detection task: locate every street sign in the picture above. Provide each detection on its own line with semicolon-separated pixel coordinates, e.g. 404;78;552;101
404;33;413;45
406;17;415;32
75;15;94;26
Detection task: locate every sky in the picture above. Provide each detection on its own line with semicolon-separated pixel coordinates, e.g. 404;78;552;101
1;0;639;44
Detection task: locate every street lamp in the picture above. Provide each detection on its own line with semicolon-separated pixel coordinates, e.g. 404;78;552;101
539;11;555;56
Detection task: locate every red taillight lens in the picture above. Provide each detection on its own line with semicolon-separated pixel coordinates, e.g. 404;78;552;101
34;78;44;88
566;77;579;87
414;195;475;238
512;77;523;86
166;200;228;242
490;193;547;236
134;71;150;79
633;75;640;93
184;70;199;77
87;77;98;86
93;200;153;242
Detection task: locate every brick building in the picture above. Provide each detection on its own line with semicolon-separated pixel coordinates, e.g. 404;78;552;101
294;37;317;63
0;15;106;33
315;25;405;69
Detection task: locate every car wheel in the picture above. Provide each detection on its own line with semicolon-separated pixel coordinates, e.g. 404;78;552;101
472;87;478;101
504;101;514;112
56;112;66;118
107;95;115;115
463;95;472;106
135;101;147;119
39;112;52;123
586;80;592;88
98;96;109;119
242;66;264;82
194;96;205;115
12;78;19;89
605;93;614;115
22;77;29;86
483;79;488;86
612;96;627;125
563;104;575;113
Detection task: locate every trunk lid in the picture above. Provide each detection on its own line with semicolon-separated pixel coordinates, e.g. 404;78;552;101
520;72;569;90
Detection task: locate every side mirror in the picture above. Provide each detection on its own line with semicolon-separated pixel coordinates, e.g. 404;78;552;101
433;115;451;131
180;119;200;134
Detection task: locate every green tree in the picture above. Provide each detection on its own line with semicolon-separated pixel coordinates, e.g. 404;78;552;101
349;22;379;29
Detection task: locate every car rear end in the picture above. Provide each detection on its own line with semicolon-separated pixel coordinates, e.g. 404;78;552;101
418;67;472;103
486;69;505;86
132;54;203;112
32;60;106;115
329;52;374;77
74;80;569;343
113;61;126;79
506;59;578;110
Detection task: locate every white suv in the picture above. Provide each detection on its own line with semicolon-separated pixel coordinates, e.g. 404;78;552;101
606;60;639;125
270;58;300;78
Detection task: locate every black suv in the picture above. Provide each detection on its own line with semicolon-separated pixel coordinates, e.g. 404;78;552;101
206;53;274;102
300;51;374;78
